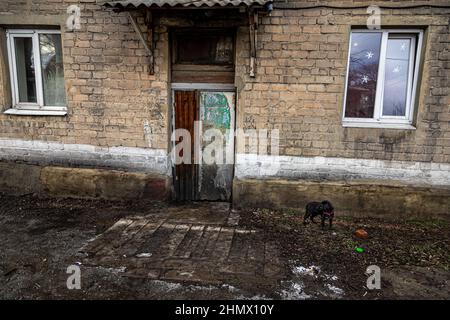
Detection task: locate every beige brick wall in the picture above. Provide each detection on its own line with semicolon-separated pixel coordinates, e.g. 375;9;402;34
0;0;449;166
0;0;169;150
235;2;450;164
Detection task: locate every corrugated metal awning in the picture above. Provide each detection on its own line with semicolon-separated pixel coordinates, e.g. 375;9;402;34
98;0;271;8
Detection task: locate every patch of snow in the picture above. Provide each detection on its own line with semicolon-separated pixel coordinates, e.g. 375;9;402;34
236;294;272;300
288;262;342;299
292;265;321;278
292;263;339;281
178;271;194;277
183;282;270;300
150;280;183;291
325;284;344;296
136;252;152;258
221;284;239;292
185;283;240;294
324;274;339;281
186;284;217;292
279;281;311;300
97;266;127;274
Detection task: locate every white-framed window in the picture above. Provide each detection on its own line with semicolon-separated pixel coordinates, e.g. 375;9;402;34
342;29;423;129
6;29;66;115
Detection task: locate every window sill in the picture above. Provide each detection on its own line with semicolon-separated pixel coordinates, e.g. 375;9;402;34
342;121;416;130
3;108;67;116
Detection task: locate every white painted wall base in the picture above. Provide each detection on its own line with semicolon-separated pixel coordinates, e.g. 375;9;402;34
235;153;450;187
1;139;449;187
0;138;169;175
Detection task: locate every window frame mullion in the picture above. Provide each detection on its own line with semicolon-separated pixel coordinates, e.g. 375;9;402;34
6;31;19;108
373;31;388;122
406;35;417;123
32;31;44;108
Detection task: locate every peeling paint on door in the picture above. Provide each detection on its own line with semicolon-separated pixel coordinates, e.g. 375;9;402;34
201;92;232;129
199;91;235;201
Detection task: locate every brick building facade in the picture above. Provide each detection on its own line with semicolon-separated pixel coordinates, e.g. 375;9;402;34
0;1;449;216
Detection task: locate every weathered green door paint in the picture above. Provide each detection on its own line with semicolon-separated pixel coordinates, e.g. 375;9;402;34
198;91;235;201
201;92;232;129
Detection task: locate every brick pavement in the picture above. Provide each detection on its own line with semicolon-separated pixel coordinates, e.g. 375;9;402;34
80;202;285;286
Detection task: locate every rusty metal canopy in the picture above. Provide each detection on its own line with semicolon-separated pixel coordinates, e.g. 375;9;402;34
98;0;271;8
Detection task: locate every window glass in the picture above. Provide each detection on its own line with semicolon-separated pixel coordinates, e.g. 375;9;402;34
344;32;382;118
39;33;66;106
14;37;37;103
175;33;234;65
382;37;412;116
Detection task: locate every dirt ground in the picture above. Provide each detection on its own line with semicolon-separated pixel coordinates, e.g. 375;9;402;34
0;193;449;300
239;208;450;299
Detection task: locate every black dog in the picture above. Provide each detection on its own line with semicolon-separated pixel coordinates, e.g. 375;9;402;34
303;200;334;229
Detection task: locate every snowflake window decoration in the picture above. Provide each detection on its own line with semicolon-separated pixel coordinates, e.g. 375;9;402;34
365;51;374;59
361;75;369;84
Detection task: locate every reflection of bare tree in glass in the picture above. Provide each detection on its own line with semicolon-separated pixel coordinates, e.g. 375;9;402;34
391;102;404;116
40;35;57;79
39;34;65;106
345;58;379;118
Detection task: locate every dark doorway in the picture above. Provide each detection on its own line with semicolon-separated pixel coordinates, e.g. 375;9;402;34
173;89;235;201
171;28;236;202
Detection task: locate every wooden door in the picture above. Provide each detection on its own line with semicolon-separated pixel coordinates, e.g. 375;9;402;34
173;90;198;201
198;91;235;201
173;90;235;201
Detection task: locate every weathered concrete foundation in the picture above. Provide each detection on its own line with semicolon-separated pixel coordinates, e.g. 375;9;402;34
0;161;169;200
2;161;449;218
232;178;450;219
